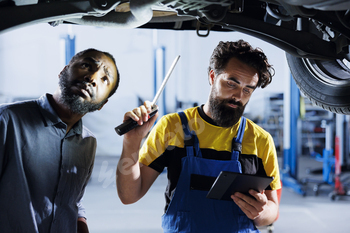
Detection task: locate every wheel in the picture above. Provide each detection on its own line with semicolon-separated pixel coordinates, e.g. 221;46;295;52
330;193;335;200
329;192;339;201
286;53;350;114
313;184;319;196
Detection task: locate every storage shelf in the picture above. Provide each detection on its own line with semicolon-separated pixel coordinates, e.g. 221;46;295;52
300;98;334;156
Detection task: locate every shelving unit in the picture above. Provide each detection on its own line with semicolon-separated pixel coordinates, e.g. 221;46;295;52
299;98;334;157
258;93;284;156
298;97;336;196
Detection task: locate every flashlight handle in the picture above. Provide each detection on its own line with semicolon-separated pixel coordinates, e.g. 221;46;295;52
114;108;158;136
115;55;180;136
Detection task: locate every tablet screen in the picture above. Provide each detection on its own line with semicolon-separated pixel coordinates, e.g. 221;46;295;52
206;171;274;201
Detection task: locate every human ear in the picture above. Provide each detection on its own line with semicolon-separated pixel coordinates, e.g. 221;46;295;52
58;66;68;78
209;69;216;85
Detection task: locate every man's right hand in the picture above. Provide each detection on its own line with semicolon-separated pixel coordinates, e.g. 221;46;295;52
117;101;160;205
123;101;159;140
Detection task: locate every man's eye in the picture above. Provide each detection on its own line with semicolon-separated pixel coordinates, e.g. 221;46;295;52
243;88;252;95
102;77;109;85
81;63;91;69
227;81;237;87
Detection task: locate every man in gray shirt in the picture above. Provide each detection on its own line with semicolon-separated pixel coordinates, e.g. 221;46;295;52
0;48;120;233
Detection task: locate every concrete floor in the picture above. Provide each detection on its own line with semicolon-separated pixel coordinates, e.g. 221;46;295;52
83;155;350;233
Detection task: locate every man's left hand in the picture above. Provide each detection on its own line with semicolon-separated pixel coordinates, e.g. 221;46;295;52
231;189;268;220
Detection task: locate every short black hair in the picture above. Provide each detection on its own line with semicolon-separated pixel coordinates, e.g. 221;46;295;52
208;40;274;88
69;48;120;98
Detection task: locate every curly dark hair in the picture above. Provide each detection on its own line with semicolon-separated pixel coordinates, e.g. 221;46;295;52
69;48;120;98
208;40;274;88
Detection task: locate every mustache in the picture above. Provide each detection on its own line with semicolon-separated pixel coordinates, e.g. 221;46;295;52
224;99;243;107
75;81;95;97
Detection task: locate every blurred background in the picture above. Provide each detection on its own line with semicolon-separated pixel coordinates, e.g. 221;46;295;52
1;23;350;233
0;23;289;155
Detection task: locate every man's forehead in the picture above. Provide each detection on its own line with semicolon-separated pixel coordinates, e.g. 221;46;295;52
81;51;117;77
80;51;104;62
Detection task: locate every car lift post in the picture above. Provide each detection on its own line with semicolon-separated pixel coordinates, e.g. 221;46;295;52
60;27;75;65
282;74;305;195
329;114;348;200
304;120;335;195
153;29;167;117
321;122;334;185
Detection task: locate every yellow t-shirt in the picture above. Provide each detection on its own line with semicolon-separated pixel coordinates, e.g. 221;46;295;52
139;106;281;207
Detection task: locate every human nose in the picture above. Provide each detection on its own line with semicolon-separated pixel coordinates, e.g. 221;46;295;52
231;87;243;101
84;74;96;87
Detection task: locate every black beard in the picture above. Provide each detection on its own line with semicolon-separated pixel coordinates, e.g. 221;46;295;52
58;70;105;115
208;89;246;127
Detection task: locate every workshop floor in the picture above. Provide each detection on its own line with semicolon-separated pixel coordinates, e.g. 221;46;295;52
83;155;350;233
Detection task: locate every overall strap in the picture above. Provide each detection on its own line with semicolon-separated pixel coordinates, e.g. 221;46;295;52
178;111;202;158
231;117;247;161
235;117;246;144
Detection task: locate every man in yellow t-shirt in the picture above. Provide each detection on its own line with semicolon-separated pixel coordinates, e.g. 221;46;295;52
117;40;281;233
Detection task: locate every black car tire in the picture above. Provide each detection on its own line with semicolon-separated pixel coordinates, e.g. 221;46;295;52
286;53;350;114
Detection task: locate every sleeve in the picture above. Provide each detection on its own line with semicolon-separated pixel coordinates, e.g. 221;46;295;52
262;133;281;190
77;139;96;220
139;116;169;171
0;109;8;178
77;198;87;219
76;162;94;219
139;113;183;172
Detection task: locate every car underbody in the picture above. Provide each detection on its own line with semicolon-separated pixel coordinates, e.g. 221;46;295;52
1;0;350;113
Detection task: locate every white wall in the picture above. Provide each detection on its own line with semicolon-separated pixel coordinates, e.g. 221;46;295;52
0;23;289;156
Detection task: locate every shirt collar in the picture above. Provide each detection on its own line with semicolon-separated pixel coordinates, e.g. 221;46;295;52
37;93;83;135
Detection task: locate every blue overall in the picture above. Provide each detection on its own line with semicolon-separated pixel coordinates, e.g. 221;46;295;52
161;112;259;233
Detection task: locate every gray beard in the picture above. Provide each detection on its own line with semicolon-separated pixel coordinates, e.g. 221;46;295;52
58;70;105;115
208;89;246;127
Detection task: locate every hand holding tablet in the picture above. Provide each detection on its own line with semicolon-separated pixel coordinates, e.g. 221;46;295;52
206;171;274;201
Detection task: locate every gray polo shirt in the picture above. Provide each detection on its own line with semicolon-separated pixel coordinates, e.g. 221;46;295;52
0;94;96;233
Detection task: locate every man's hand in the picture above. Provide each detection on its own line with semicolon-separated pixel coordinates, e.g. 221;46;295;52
231;189;278;227
77;217;89;233
116;101;160;205
231;190;267;220
123;101;158;141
